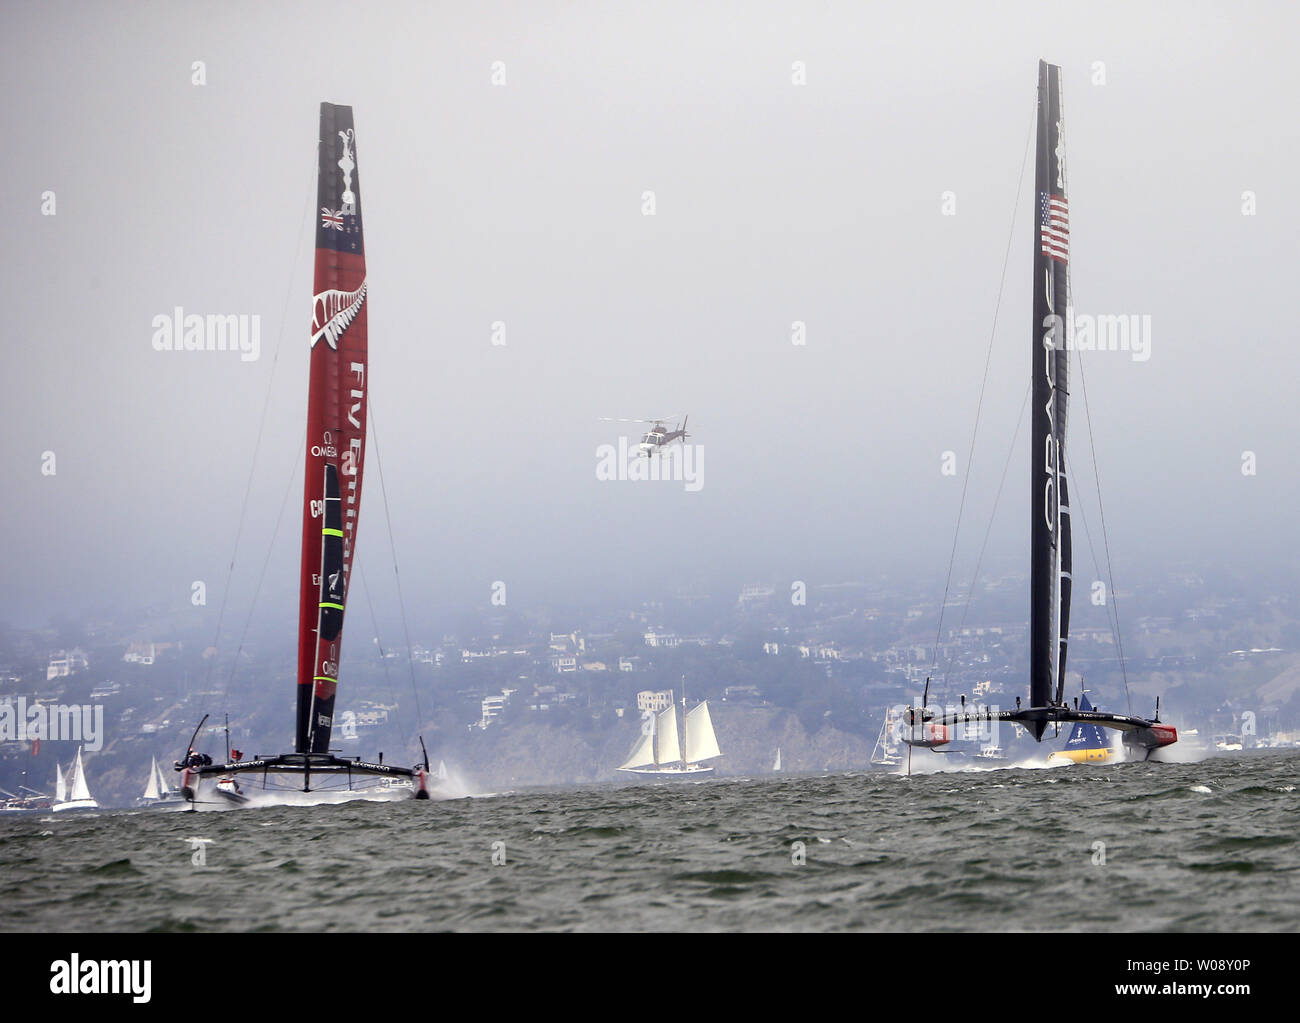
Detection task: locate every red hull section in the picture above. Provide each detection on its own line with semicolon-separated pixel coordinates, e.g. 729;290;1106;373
902;709;951;748
1148;724;1178;748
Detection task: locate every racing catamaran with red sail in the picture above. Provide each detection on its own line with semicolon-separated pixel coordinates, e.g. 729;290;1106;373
179;103;431;804
905;62;1177;762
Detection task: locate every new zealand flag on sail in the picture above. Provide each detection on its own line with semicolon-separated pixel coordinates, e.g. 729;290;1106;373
315;104;365;256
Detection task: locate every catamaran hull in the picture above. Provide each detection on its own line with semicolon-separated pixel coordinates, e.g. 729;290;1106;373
215;780;250;804
1122;723;1179;759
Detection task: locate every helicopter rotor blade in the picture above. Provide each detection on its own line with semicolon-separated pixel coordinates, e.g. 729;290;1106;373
598;414;683;424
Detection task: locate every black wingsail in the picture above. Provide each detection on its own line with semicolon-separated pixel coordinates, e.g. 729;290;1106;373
1029;60;1072;736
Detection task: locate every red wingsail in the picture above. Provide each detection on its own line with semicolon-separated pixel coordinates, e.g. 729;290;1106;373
296;103;368;754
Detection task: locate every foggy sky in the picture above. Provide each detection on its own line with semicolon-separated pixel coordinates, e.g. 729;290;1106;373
3;1;1298;634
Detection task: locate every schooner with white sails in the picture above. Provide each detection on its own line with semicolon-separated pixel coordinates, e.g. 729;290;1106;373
618;690;723;777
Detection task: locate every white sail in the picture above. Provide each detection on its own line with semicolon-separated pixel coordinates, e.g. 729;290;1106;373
156;759;171;796
69;747;92;802
683;701;722;764
655;705;681;765
55;763;66;802
773;747;782;771
619;717;657;770
872;708;901;764
143;757;160;800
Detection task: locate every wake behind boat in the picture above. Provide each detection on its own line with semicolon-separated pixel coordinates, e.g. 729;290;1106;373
904;62;1176;766
179;103;431;807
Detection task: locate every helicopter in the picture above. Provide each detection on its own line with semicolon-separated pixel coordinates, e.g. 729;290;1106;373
599;415;691;457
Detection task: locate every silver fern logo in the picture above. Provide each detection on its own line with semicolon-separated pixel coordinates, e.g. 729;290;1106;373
311;280;367;349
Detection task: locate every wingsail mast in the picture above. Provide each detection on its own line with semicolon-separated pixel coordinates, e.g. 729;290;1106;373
1029;59;1073;738
298;102;369;756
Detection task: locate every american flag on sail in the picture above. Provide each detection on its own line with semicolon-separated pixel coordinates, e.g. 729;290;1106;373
1039;192;1069;263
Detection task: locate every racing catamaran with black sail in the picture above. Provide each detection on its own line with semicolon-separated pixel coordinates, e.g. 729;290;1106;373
179;103;431;805
905;62;1177;762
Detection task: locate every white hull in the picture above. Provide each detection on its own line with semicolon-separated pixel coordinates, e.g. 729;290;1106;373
52;798;99;812
617;763;715;777
137;795;185;807
185;786;425;811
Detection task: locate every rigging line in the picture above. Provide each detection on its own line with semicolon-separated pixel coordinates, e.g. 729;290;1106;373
940;381;1031;685
204;143;317;689
1063;448;1125;697
1055;82;1134;715
367;398;426;730
1074;343;1134;714
357;563;401;712
930;100;1037;679
1060;426;1113;645
224;435;305;692
1065;455;1106;607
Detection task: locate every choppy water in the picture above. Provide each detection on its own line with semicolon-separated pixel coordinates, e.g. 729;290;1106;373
2;751;1296;931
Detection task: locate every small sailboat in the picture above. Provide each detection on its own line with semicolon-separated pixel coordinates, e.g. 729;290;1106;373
871;707;902;766
772;747;782;772
0;783;51;812
52;746;99;812
138;756;183;806
176;103;432;806
1048;690;1114;764
617;690;722;777
904;62;1177;762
